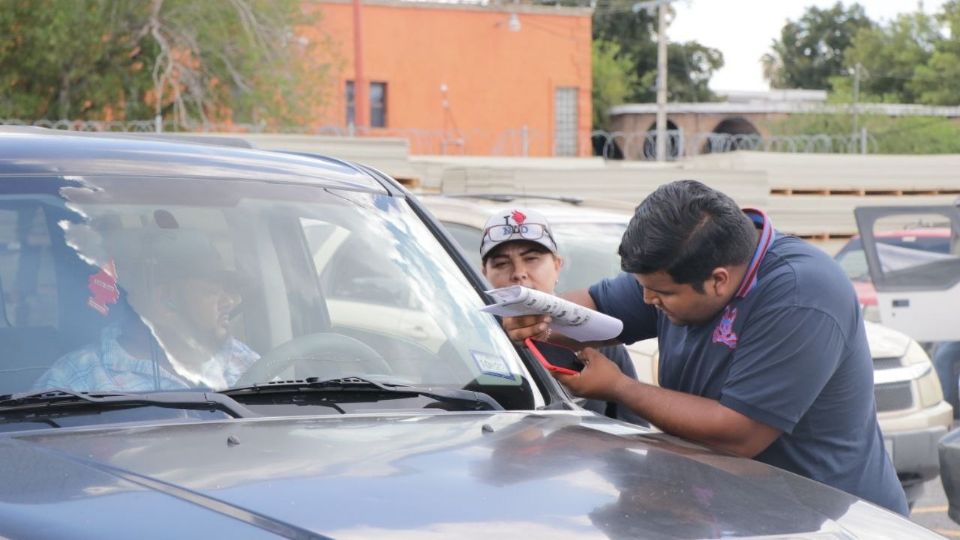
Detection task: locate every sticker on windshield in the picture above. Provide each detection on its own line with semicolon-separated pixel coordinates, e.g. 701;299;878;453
471;350;516;381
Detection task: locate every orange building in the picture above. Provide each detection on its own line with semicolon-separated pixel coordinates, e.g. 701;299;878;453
303;0;593;157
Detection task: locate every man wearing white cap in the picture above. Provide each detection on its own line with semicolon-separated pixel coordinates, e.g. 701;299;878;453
480;208;646;425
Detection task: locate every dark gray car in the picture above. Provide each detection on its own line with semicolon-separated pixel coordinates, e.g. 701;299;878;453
0;129;940;539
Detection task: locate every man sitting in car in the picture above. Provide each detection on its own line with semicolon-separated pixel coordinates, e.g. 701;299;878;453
33;230;258;392
480;208;646;425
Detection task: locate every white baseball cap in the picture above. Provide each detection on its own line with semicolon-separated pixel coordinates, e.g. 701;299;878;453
480;208;559;260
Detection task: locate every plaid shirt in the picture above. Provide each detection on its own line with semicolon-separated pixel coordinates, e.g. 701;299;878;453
33;324;259;392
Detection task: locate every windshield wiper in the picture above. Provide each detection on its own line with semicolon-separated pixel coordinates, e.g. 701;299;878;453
0;389;257;419
222;376;504;412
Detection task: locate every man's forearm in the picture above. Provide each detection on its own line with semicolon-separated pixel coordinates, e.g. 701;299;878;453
611;377;778;457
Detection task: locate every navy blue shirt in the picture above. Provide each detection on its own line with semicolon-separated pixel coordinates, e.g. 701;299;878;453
588;210;908;515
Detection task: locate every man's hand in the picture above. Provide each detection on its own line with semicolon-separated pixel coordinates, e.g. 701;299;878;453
552;347;631;402
503;314;552;343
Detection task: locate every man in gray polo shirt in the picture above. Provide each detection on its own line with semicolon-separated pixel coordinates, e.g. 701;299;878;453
504;180;908;515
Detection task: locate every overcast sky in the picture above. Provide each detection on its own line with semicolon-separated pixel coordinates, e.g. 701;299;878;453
667;0;946;92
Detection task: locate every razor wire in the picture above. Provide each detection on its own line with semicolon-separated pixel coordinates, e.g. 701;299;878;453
590;130;879;160
1;118;880;158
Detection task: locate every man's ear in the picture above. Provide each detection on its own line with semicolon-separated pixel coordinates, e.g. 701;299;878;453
554;255;564;271
709;267;732;296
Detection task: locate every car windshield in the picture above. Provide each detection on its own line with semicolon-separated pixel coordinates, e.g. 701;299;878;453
0;175;536;409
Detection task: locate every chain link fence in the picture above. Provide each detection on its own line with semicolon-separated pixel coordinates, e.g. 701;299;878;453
1;118;877;159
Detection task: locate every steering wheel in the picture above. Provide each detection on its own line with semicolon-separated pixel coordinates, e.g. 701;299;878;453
234;332;392;387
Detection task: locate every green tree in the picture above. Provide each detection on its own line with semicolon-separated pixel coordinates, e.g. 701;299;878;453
0;1;151;120
592;4;723;106
592;39;637;130
0;0;333;128
762;2;873;89
833;11;940;103
910;1;960;105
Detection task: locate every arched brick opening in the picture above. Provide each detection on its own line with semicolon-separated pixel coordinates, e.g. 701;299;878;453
643;119;680;159
713;117;760;136
701;117;761;154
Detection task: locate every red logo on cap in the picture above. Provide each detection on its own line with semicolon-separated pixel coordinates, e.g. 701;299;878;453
511;210;526;225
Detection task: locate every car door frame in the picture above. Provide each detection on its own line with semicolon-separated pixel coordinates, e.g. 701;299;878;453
854;205;960;342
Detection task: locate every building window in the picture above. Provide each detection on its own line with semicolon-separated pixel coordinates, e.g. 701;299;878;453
554;87;578;156
370;82;387;128
345;80;355;127
345;80;387;128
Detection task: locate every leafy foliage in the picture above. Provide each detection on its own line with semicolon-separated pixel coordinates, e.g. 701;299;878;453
835;11;939;103
0;0;333;127
0;0;150;120
764;1;960;153
776;1;960;107
762;2;874;90
592;4;723;112
908;1;960;106
592;39;637;130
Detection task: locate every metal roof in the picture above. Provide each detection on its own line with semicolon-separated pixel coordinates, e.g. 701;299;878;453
611;101;960;118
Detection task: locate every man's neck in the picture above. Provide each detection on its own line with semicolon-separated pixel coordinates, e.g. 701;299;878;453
730;225;762;301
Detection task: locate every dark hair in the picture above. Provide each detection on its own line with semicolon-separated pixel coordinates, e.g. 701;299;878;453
618;180;757;292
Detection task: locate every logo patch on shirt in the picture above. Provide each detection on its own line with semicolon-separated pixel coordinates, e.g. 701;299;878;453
712;306;739;349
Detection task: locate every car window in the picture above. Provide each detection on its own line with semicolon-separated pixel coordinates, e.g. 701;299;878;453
2;176;537;409
836;228;956;286
440;222;484;270
0;205;59;328
834;241;870;282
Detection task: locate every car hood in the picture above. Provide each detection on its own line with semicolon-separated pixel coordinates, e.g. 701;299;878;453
864;320;912;359
0;412;934;539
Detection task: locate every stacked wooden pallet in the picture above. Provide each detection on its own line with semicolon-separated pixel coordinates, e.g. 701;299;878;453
686;152;960;239
415;151;958;241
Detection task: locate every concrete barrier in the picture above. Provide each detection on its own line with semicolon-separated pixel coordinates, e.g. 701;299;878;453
412;156;770;209
174;136;959;238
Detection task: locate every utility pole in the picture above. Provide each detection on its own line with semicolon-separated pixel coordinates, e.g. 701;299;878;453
633;0;677;161
352;0;367;133
655;4;668;161
852;62;862;153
